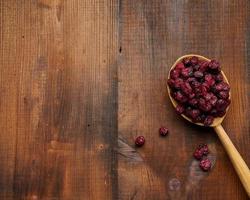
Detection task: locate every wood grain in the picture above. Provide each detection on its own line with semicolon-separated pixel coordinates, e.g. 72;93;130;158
0;0;249;199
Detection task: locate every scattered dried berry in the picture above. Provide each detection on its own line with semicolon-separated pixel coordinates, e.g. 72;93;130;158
199;158;212;171
198;144;209;155
159;127;169;136
135;136;145;147
193;144;209;160
193;149;203;160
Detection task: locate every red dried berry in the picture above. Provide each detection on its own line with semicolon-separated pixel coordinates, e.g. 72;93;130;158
167;79;175;88
204;74;215;86
180;82;192;95
199;99;212;112
218;91;229;99
199;61;209;72
199;158;212;171
186;77;196;83
181;67;193;78
193;64;200;71
159;127;169;136
216;99;228;112
194;71;204;78
174;91;188;103
190;56;199;66
193;144;209;160
210;109;218;116
183;58;191;66
191;80;201;89
135;136;145;147
204;115;214;126
186;109;200;120
173;78;184;89
198;144;209;155
210;95;218;106
170;69;180;79
175;105;185;115
204;92;213;101
214;73;223;82
217;110;226;117
193;149;203;160
208;60;221;72
188;98;198;107
214;82;230;92
175;62;185;70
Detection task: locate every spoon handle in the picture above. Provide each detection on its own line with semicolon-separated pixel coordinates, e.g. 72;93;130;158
214;124;250;197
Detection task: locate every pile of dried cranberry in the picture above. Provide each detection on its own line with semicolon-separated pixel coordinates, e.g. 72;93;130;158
167;56;231;126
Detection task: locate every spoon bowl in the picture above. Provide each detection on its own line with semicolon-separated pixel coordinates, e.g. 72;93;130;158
167;54;230;127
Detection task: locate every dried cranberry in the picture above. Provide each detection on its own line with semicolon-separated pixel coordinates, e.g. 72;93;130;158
181;67;193;78
170;69;180;79
183;58;191;66
204;116;214;126
193;144;209;160
175;62;185;70
199;158;212;171
208;60;221;72
193;149;203;160
211;109;226;117
204;93;213;101
210;95;218;106
135;136;145;147
187;109;200;120
198;144;209;155
214;82;230;92
220;82;230;91
175;105;185;115
214;73;223;82
199;114;207;122
199;99;212;112
200;84;209;95
190;80;201;89
216;99;228;112
188;93;195;99
186;77;196;83
159;127;169;136
180;82;192;95
167;79;175;88
190;56;199;66
188;98;198;107
218;91;229;99
173;78;184;89
210;109;218;116
199;61;209;72
174;91;188;103
194;71;204;78
217;110;226;117
204;74;215;86
193;65;200;71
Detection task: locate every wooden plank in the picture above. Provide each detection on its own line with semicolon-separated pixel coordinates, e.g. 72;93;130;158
118;0;249;199
0;0;118;199
0;0;249;199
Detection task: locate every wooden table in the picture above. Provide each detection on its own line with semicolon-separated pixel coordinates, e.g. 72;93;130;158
0;0;249;199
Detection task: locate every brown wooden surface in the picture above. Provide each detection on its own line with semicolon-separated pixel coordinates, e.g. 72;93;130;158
0;0;249;199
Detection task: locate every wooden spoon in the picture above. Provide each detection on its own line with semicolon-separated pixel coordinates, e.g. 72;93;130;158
167;54;250;197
